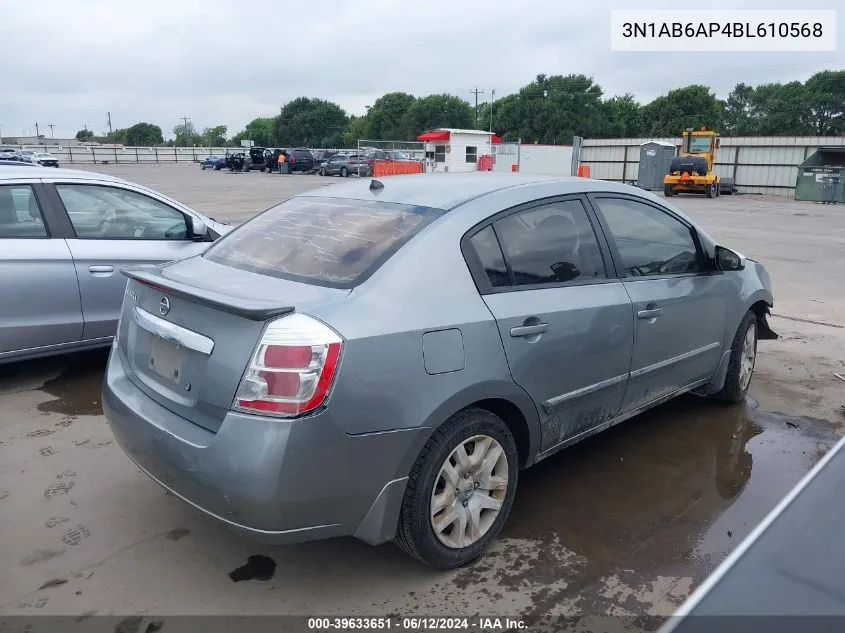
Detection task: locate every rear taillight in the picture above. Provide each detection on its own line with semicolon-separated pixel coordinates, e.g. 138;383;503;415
233;313;342;418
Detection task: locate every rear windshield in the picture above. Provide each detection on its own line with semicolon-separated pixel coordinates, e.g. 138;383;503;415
203;196;445;288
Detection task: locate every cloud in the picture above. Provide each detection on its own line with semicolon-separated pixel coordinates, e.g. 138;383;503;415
1;0;842;139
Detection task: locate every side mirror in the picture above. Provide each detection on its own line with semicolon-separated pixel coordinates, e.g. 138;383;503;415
715;245;745;271
190;217;208;241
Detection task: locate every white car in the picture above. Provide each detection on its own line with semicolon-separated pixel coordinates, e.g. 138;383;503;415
30;151;60;167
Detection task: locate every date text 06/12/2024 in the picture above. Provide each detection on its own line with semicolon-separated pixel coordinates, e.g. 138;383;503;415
307;617;528;631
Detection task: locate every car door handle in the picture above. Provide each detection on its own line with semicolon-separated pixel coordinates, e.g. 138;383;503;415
510;323;549;337
637;307;664;319
88;265;114;274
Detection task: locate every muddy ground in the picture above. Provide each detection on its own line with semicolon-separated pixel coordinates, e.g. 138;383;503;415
1;165;843;629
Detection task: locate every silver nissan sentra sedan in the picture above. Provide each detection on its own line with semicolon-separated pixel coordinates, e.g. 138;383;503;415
103;173;777;569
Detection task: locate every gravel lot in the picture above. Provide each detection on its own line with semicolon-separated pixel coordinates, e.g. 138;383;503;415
1;164;843;629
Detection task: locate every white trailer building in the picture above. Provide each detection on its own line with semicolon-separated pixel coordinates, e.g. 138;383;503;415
416;128;501;173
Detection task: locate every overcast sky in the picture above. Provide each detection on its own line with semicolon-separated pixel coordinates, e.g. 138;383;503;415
1;0;842;140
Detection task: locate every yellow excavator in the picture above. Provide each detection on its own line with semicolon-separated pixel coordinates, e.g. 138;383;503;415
663;127;721;198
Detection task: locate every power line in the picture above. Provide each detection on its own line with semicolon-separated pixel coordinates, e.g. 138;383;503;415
48;124;55;138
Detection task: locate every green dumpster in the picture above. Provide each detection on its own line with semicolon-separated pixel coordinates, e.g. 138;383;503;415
795;147;845;203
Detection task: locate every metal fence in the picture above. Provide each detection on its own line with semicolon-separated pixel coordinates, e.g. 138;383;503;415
0;145;355;166
579;135;845;197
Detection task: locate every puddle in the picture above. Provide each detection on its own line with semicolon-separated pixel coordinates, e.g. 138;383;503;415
502;395;839;594
35;350;109;416
228;555;277;582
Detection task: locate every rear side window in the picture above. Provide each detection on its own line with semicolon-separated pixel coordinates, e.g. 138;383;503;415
204;196;445;287
469;226;509;288
0;185;48;238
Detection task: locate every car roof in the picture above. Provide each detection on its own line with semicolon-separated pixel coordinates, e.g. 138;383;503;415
297;172;666;211
0;165;130;183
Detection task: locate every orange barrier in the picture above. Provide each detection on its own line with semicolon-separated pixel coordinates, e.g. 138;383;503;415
372;160;424;177
511;163;519;172
477;155;494;171
577;164;591;178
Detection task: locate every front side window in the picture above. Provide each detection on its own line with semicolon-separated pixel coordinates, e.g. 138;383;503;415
493;199;606;286
0;185;48;238
204;196;445;287
57;184;188;240
593;197;702;277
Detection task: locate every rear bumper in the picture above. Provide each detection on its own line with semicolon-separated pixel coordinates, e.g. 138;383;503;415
103;346;423;545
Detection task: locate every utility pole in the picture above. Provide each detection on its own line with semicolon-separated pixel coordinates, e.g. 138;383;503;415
181;116;191;147
48;123;55;139
107;112;113;135
35;122;40;138
470;87;485;127
489;89;496;133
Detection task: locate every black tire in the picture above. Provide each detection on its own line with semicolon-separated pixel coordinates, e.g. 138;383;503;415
319;167;326;176
340;166;348;177
715;182;721;197
394;408;519;570
712;310;758;404
705;184;714;198
214;164;221;171
201;164;206;170
259;166;265;173
664;184;674;197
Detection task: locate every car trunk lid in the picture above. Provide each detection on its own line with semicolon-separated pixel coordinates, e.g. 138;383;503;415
116;256;350;433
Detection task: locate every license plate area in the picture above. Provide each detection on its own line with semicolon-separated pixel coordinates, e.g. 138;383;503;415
149;335;185;385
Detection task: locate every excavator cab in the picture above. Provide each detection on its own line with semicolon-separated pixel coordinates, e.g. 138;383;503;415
663;127;722;199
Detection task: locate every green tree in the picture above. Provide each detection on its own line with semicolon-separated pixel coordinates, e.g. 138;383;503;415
804;70;845;135
275;98;348;147
231;117;276;147
341;116;369;148
124;122;163;146
751;81;811;135
365;92;417;140
172;122;199;146
401;94;474;138
723;83;757;135
640;85;724;136
198;125;228;146
75;129;95;142
599;94;642;137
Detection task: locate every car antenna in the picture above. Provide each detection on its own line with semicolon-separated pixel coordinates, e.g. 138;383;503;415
369;179;384;192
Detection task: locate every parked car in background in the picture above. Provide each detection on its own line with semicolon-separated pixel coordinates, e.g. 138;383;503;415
103;173;776;570
242;147;269;172
0;148;21;161
319;153;370;177
0;166;232;364
19;149;36;163
386;150;414;162
200;155;227;170
286;147;316;173
31;151;59;167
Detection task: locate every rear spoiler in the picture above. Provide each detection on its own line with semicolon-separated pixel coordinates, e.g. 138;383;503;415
122;267;295;322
